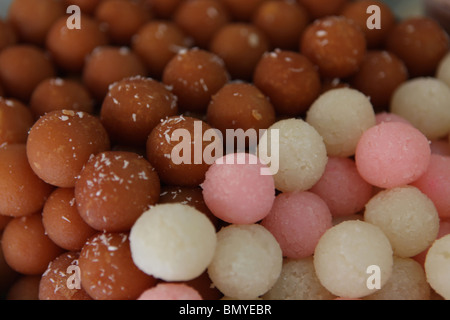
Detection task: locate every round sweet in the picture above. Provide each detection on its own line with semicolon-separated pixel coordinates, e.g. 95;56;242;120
0;144;54;217
0;97;34;145
0;45;56;102
30;78;94;118
297;0;348;19
411;154;450;220
79;232;157;300
300;16;367;78
132;21;192;79
306;88;376;158
386;17;450;77
219;0;266;21
6;276;40;300
95;0;152;45
206;82;276;136
146;116;220;187
364;186;440;258
390;77;450;140
261;191;332;259
437;52;450;88
209;23;270;81
129;203;217;282
8;0;65;45
174;0;230;49
1;213;64;275
138;283;203;300
64;0;102;14
351;51;409;111
39;251;92;300
147;0;183;18
162;48;229;112
364;257;430;300
258;118;328;192
252;0;310;51
27;110;110;188
42;188;97;251
159;186;219;230
375;112;411;126
75;151;161;232
355;122;431;189
207;224;282;299
202;153;275;225
253;50;322;117
0;19;17;51
340;0;396;49
101;76;178;147
46;15;108;73
313;220;393;299
425;234;450;300
310;157;374;218
83;46;148;102
262;257;336;300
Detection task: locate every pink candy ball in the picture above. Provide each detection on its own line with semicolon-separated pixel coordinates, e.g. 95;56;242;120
355;122;431;189
261;191;333;259
137;283;203;300
202;153;276;225
411;154;450;219
310;157;373;217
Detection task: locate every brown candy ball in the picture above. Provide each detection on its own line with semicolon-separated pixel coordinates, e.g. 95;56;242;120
146;0;183;19
79;232;157;300
101;76;178;146
0;45;56;102
6;276;40;300
253;0;310;51
95;0;152;45
8;0;65;45
0;20;17;51
297;0;349;19
174;0;230;49
27;110;110;188
46;15;109;73
42;188;97;251
147;116;221;187
386;17;450;77
219;0;267;21
207;82;276;136
39;251;92;300
82;46;148;102
75;151;161;232
1;213;64;275
254;49;322;116
351;51;409;111
0;144;54;218
0;97;34;145
210;23;270;81
340;0;396;49
132;21;192;79
30;78;94;119
163;48;229;113
301;16;367;79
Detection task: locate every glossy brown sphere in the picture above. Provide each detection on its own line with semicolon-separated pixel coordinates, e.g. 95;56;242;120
6;276;40;300
0;97;34;145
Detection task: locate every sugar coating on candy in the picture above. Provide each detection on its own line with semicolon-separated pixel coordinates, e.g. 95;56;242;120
365;186;440;258
138;283;202;300
437;52;450;88
314;220;393;299
412;154;450;219
364;257;430;300
263;257;335;300
355;122;431;189
310;157;373;218
129;203;217;282
207;224;282;300
261;191;332;259
391;77;450;140
425;234;450;300
202;153;275;225
306;88;376;158
258;118;328;192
